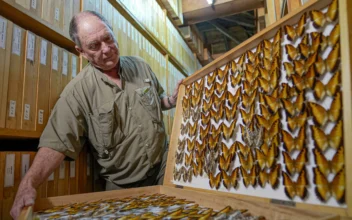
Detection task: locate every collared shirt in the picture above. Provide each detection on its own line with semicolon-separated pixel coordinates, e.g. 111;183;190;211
38;56;167;185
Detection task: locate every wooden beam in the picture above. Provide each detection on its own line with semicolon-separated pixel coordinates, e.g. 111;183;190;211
183;0;264;25
207;20;241;44
219;17;256;28
265;0;277;26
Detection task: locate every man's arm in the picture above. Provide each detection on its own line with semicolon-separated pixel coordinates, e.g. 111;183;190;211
161;79;183;110
10;147;65;219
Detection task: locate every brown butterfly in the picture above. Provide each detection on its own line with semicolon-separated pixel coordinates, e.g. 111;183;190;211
194;78;204;91
202;98;212;113
208;134;221;151
189;123;198;137
273;29;281;45
199;124;211;140
219;154;232;172
241;165;257;188
174;167;182;181
230;73;241;87
201;112;211;126
242;90;257;110
209;172;222;189
225;104;237;121
182;166;193;182
263;94;282;113
282;126;306;153
287;110;307;132
235;54;246;73
218;64;230;82
222;120;236;140
263;120;280;146
282;168;308;200
255;42;263;56
175;150;184;165
247;50;255;64
191;91;202;108
240;105;255;125
185;152;193;166
259;104;271;120
196;141;206;153
191;107;201;121
182;96;190;111
227;89;241;108
243;80;258;96
314;146;344;177
314;71;340;100
215;80;228;96
207;72;216;86
210;123;222;138
178;139;186;151
256;112;280;131
285;44;300;61
283;62;295;79
185;85;192;96
238;150;255;172
236;141;250;158
282;92;305;117
310;0;338;29
283;147;308;176
258;164;281;189
328;24;340;47
258;68;280;93
180;122;188;135
280;83;298;99
326;43;340;73
222;168;240;190
311;32;328;54
210;104;224;124
309;92;342;127
245;63;256;74
284;13;306;42
204;85;215;101
213;92;226;106
244;69;259;84
192;160;204;177
314;166;345;204
255;145;276;170
263;56;280;71
311;120;342;152
222;143;236;161
292;65;316;92
260;142;279;157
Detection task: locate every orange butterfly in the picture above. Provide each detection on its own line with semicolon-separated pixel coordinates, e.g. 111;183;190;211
310;0;338;29
282;92;305;117
259;104;271;120
185;85;192;96
241;165;257;188
194;78;204;91
208;134;221;151
235;54;246;73
189;123;198;137
314;146;344;177
258;164;281;189
210;104;224;124
230;73;241;87
222;120;236;139
212;91;226;106
292;65;316;92
282;126;305;153
255;42;263;56
243;80;258;96
255;145;276;170
256;111;280;131
236;141;250;158
196;142;206;153
231;60;238;74
225;104;237;121
263;94;282;113
258;68;280;93
310;32;328;54
182;96;190;111
227;89;241;108
187;139;195;152
298;43;312;60
202;98;212;113
328;24;340;47
207;72;216;86
247;50;256;64
222;168;240;189
253;55;262;67
204;85;215;101
285;44;300;61
314;166;345;204
263;120;280;146
215;81;228;97
284;13;306;42
282;168;308;200
283;147;308;176
242;90;257;110
280;83;298;99
314;71;340;100
199;123;210;140
311;120;342;152
240;105;255;125
175;150;184;165
244;69;259;84
260;142;279;157
219;154;232;172
263;56;280;71
191;107;200;121
309;92;341;127
185;152;193;166
201;112;211;126
192;160;204;177
283;62;295;79
287;110;307;132
210;124;222;139
222;143;236;161
217;64;230;82
191;91;202;108
301;34;309;45
239;150;255;172
273;29;281;45
314;44;340;75
245;63;256;74
209;172;222;189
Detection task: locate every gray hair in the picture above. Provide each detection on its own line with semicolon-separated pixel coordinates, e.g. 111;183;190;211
69;11;113;48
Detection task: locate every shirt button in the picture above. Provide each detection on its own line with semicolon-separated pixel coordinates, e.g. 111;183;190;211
128;107;132;110
145;144;149;147
138;125;142;128
104;150;109;154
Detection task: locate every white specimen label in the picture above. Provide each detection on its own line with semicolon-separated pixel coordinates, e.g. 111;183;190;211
21;154;30;180
26;32;35;61
24;104;30;120
40;39;47;65
38;109;44;124
52;46;58;70
0;17;7;49
70;161;75;178
59;162;65;179
31;0;37;9
4;154;15;187
62;51;68;75
12;26;21;56
71;56;77;78
9;100;16;117
48;172;54;181
54;8;60;21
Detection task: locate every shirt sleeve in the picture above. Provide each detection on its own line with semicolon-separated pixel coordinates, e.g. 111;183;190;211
38;95;87;160
146;62;166;99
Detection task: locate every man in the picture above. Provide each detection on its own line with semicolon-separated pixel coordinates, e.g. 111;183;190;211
11;11;182;219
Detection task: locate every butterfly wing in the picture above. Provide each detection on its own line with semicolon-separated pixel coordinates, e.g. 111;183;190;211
282;171;295;199
331;145;344;174
296;168;308;199
313;167;331;202
326;43;340;73
269;164;281;189
331;166;345;204
209;172;222;189
310;10;325;28
326;0;338;22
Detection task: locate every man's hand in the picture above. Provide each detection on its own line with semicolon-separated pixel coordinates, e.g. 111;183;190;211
10;180;36;219
169;79;183;106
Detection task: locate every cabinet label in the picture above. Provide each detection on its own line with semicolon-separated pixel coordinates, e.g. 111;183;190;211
4;154;15;187
24;104;30;121
52;46;58;70
31;0;37;9
26;32;35;61
12;26;21;56
54;8;60;21
9;100;16;117
40;39;47;65
38;109;44;124
0;17;7;49
62;51;68;75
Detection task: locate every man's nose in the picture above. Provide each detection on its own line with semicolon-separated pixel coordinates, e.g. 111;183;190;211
101;42;111;54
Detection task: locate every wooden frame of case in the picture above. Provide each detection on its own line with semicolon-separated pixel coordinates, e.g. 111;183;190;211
19;0;352;219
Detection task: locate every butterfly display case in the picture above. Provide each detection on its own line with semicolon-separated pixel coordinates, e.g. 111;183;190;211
20;0;352;219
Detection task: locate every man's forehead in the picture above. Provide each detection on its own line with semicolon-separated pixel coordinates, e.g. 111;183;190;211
77;17;110;39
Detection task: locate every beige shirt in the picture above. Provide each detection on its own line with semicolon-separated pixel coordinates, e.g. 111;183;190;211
39;56;167;185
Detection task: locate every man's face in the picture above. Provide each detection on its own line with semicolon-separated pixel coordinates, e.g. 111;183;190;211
76;16;119;71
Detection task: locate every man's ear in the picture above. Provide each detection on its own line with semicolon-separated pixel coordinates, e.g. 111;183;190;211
75;46;88;60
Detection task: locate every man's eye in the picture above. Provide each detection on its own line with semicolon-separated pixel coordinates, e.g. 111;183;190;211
89;43;98;49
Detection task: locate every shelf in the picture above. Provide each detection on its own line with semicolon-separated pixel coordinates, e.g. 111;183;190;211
0;128;41;139
0;0;77;54
108;0;189;77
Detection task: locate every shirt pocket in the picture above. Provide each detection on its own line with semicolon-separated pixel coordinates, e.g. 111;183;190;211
135;86;160;121
89;101;125;159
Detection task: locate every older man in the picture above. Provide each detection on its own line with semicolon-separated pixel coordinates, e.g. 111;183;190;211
11;11;182;219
